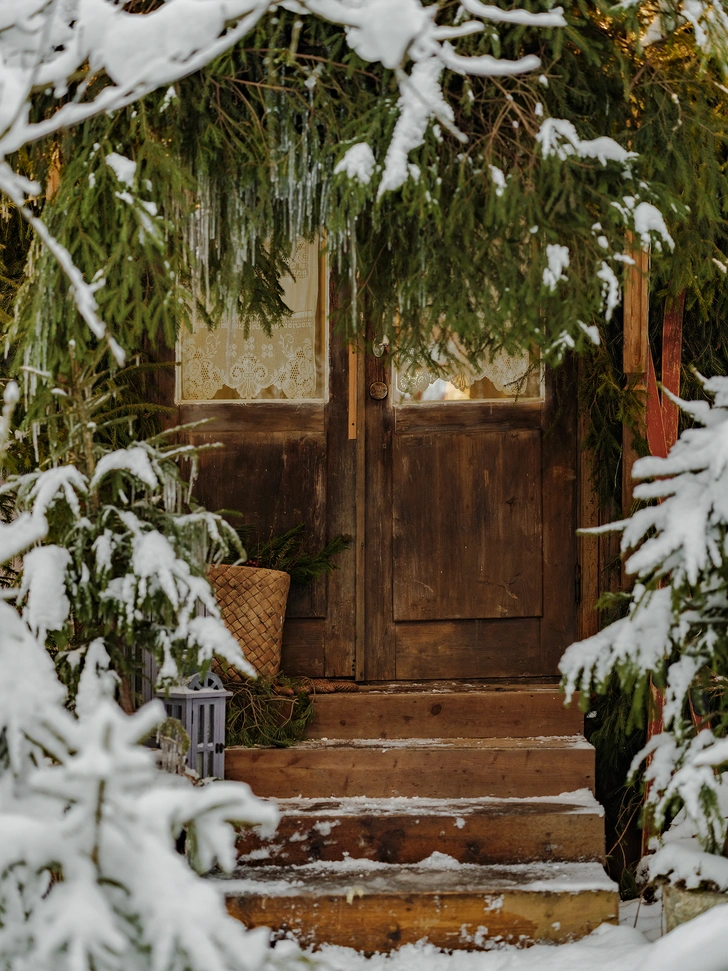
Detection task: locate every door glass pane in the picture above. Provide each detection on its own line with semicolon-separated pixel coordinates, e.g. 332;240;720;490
178;237;326;402
395;347;542;403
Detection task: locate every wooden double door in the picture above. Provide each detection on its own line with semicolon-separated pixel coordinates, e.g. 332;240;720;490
179;317;577;682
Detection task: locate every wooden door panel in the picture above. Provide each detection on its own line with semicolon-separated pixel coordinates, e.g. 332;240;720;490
188;429;327;619
392;430;542;621
395;618;543;679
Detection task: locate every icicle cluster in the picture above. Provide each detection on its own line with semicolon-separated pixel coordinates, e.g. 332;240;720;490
0;0;706;353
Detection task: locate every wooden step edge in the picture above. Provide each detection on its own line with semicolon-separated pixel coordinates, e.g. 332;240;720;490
265;788;605;816
221;861;619;951
234;791;607;867
229;734;593;751
223;859;617;894
307;689;583;739
351;681;567;693
236;801;607;866
225;737;595;798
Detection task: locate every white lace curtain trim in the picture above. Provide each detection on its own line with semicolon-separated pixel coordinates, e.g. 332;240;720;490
396;347;533;397
180;238;321;401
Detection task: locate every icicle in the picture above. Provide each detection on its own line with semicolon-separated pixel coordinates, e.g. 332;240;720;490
186;454;198;505
163;471;176;513
348;214;358;335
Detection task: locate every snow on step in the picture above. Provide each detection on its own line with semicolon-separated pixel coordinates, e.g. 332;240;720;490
220;859;619;951
225;735;595;799
236;790;606;866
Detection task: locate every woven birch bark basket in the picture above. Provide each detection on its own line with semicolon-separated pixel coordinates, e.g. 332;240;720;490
207;564;291;678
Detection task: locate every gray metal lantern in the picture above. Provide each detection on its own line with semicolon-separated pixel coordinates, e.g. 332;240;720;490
158;671;232;779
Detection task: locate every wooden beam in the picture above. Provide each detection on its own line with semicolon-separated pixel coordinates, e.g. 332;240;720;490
622;235;649;377
355;342;367;680
347;344;358;440
621;235;649;520
577;359;599;641
661;290;685;448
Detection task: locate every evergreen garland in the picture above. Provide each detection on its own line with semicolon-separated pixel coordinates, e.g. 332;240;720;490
223;673;315;748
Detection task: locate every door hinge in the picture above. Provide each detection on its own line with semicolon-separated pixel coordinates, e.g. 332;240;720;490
575;562;582;605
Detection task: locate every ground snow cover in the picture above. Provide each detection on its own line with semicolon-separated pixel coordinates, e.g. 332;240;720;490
309;902;728;971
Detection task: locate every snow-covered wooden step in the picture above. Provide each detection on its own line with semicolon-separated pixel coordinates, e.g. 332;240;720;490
307;685;582;740
225;736;595;799
236;790;605;867
221;859;618;951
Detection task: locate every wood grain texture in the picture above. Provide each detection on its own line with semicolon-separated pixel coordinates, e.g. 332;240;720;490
188;430;327;619
661;291;685;447
225;865;617;951
225;736;595;798
539;366;578;671
364;340;396;680
178;401;324;434
306;688;582;739
622;235;650;378
323;317;356;676
347;344;358;440
577;361;600;642
622;235;649;524
395;400;543;434
355;342;367;680
280;620;325;677
394;619;544;679
393;430;542;621
236;797;605;866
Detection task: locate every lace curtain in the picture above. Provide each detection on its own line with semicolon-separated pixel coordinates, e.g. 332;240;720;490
179;238;324;402
395;347;542;402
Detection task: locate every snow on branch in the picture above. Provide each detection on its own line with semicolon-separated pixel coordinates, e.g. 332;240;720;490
560;374;728;855
0;0;569;352
617;0;728;59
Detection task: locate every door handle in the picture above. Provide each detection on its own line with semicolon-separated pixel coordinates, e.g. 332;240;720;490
369;381;388;400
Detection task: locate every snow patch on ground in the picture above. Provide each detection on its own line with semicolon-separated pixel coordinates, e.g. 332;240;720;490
300;897;728;971
309;924;649;970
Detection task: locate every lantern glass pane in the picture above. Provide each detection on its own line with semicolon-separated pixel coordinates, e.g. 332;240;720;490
197;753;203;776
208;704;215;743
198;707;204;744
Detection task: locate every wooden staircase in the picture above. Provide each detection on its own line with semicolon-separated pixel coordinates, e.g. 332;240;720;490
220;684;618;952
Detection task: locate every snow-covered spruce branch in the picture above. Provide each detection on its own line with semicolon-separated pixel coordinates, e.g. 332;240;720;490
0;625;280;971
560;374;728;855
0;429;285;970
617;0;728;58
2;437;253;688
0;0;692;354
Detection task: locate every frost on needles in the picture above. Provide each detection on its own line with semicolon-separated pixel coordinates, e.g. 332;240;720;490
561;374;728;869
